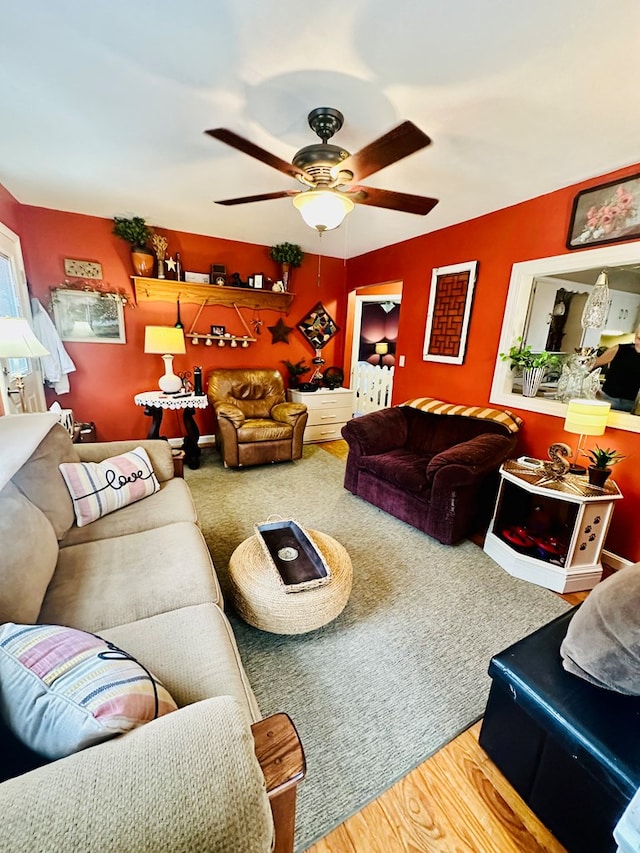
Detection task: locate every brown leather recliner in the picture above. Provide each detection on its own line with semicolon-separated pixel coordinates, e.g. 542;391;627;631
207;368;308;468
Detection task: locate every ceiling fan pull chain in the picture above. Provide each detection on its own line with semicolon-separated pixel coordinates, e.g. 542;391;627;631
317;232;323;287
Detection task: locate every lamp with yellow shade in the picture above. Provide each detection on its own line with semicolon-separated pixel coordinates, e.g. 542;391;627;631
144;325;186;393
563;398;611;474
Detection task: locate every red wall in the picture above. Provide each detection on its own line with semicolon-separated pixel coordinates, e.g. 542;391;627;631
347;163;640;562
18;206;347;441
0;184;22;234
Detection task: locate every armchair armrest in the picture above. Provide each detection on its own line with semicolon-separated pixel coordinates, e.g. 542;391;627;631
0;696;275;853
426;434;515;485
341;407;408;456
271;402;307;426
76;439;174;482
215;401;246;428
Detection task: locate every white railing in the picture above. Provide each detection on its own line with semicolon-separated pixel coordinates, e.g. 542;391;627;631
350;362;395;416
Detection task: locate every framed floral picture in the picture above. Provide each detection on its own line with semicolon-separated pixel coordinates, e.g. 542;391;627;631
297;302;339;350
567;173;640;249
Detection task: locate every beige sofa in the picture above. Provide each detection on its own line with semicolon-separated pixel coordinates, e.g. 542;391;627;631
0;413;303;853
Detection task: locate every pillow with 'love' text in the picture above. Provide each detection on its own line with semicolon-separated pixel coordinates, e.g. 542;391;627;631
59;446;160;526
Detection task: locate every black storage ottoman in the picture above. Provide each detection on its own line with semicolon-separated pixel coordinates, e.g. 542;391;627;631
479;608;640;853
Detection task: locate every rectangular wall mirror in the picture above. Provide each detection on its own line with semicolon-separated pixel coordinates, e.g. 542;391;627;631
490;241;640;433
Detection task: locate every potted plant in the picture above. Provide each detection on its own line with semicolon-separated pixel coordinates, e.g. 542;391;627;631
499;337;561;397
269;243;304;290
281;358;310;389
581;445;625;487
113;216;154;277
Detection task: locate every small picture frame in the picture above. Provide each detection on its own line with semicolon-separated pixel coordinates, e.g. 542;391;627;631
184;271;210;284
253;273;263;289
210;324;226;337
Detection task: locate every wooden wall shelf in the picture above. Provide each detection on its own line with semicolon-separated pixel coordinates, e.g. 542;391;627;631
132;277;294;313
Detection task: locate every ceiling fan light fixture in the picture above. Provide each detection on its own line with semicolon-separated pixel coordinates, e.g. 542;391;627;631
293;190;355;232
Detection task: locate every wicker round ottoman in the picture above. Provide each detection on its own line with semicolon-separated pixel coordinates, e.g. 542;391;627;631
228;529;352;635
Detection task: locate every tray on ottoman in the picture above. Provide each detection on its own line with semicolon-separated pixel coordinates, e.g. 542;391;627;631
254;519;331;593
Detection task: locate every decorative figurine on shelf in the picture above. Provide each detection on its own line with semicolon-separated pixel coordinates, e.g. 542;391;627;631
228;272;248;288
165;255;177;280
310;349;325;385
179;371;193;393
151;233;168;280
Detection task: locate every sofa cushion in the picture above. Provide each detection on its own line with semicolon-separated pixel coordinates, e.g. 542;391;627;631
59;447;160;527
61;478;197;547
0;623;177;760
39;522;221;632
101;603;261;722
560;564;640;695
358;448;431;494
0;482;58;624
10;423;78;540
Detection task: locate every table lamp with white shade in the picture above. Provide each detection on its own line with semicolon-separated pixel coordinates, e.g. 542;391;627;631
144;325;186;393
563;398;611;474
0;316;49;412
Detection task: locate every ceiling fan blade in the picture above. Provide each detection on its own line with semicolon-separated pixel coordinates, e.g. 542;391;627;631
337;121;432;183
347;185;438;216
215;190;300;206
205;128;311;181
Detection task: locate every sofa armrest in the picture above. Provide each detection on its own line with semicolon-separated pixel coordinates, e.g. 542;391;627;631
271;401;307;427
426;433;515;485
215;401;246;428
0;697;274;853
341;407;408;456
76;439;175;483
252;713;306;853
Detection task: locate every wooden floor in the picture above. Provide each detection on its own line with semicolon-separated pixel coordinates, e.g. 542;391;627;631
306;440;588;853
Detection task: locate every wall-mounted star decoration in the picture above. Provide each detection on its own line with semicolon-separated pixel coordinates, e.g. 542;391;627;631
268;317;294;344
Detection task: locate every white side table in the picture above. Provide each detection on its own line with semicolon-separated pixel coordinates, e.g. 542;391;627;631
134;391;208;470
484;459;623;593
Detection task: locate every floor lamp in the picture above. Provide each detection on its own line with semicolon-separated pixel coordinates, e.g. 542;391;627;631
0;317;49;412
563;398;611;474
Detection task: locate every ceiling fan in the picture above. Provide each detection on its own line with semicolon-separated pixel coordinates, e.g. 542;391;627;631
205;107;439;232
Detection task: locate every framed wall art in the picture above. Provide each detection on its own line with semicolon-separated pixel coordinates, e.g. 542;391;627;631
567;173;640;249
52;289;126;344
297;302;339;350
423;260;477;365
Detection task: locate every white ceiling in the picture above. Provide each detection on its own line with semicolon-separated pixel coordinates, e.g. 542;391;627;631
2;1;640;260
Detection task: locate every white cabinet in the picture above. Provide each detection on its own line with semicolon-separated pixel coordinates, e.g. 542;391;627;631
288;387;353;443
484;460;623;593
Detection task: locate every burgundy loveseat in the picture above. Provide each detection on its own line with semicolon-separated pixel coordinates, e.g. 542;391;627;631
341;399;521;545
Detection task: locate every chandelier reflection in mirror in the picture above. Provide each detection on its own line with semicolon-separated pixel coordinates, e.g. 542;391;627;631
581;270;610;329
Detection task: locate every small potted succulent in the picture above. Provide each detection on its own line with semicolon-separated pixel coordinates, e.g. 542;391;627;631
499;337;561;397
581;445;625;488
113;215;154;277
269;243;304;290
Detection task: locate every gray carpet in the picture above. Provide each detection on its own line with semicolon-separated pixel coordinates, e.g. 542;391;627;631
186;445;570;852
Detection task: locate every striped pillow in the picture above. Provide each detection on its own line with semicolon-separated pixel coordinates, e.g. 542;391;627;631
0;623;177;760
59;446;160;527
